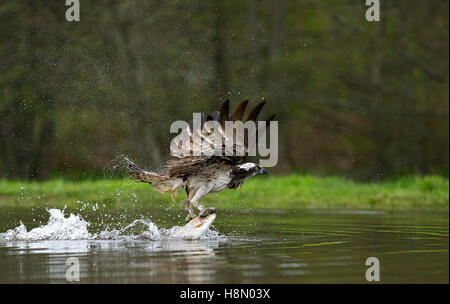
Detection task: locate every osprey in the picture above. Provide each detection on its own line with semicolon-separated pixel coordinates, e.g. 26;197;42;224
126;99;275;222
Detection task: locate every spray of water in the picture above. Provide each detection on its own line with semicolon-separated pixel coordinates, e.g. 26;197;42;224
0;208;222;241
103;153;131;179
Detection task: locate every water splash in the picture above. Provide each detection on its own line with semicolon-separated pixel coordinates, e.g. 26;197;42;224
0;208;222;241
1;209;91;241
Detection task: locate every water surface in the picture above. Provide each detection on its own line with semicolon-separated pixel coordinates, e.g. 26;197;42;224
0;207;448;283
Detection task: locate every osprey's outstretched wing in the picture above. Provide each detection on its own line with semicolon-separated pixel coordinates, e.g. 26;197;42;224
167;99;275;178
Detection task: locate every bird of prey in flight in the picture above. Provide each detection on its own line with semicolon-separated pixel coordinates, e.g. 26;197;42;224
126;99;275;222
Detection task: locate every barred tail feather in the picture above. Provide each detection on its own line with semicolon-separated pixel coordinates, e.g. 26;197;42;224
125;157;164;184
125;157;182;195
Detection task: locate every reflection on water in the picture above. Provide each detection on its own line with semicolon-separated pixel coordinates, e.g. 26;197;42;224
0;207;448;283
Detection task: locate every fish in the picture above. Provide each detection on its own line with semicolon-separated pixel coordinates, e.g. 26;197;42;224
169;208;216;240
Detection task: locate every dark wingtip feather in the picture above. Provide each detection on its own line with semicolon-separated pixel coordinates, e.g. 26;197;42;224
207;110;220;121
246;101;266;122
219;99;230;127
266;114;276;122
200;112;205;126
232;99;249;122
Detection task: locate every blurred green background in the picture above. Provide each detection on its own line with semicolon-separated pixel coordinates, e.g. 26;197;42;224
0;0;448;181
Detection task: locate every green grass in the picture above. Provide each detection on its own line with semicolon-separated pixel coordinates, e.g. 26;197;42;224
0;175;448;210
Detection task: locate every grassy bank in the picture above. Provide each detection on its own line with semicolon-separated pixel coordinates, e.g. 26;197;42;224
0;175;448;210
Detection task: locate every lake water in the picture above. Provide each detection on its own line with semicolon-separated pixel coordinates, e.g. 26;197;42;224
0;207;448;283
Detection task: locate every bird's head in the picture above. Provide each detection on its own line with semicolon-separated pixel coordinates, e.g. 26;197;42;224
232;162;267;180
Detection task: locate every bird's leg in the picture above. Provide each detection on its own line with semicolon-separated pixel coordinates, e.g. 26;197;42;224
191;200;215;217
171;189;178;203
189;184;216;218
192;200;215;217
191;201;204;212
199;206;216;217
184;200;196;223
